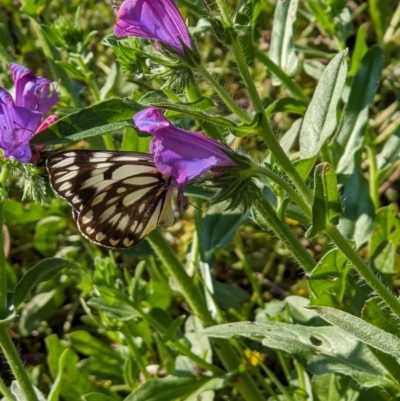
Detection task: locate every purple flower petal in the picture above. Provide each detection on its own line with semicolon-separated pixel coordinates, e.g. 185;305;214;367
114;0;193;56
0;103;43;163
134;108;235;188
9;62;58;113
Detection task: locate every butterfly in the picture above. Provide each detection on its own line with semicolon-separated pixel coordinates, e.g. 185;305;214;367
46;150;174;249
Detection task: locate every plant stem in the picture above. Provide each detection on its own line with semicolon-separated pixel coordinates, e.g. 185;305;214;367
367;145;379;210
253;194;316;273
121;323;151;380
234;234;265;308
146;229;266;401
253;165;311;218
0;325;39;401
0;376;16;401
0;166;38;401
0;163;10;319
326;225;400;320
229;39;313;207
255;50;307;102
196;64;252;124
146;229;211;324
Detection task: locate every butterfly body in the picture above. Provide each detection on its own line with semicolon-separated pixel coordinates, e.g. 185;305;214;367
46;151;174;248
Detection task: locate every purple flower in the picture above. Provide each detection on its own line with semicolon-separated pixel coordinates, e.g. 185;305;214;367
133;108;236;190
10;62;58;113
0;63;58;163
114;0;193;57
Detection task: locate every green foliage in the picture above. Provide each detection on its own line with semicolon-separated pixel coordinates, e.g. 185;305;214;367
1;0;400;400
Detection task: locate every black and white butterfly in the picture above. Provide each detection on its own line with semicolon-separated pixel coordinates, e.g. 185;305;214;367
46;151;174;249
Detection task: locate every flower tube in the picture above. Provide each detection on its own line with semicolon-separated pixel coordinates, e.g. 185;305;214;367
114;0;193;57
133;107;236;191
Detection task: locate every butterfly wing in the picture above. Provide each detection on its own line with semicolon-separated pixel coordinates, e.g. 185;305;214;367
46;151;173;248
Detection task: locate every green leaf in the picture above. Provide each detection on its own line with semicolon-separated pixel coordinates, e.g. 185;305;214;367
45;335;112;400
362;296;400;338
348;24;368;79
201;204;248;261
369;204;400;257
311;306;400;360
19;289;66;336
124;372;209;401
87;298;138;320
377;126;400;172
306;163;342;237
307;248;355;309
370;240;395;274
338;167;375;248
307;1;336;36
67;331;124;362
204;321;399;391
83;394;119;401
13;258;68;309
299;50;347;159
34;216;68;257
294;156;316;181
269;0;299;84
331;46;384;176
32;98;141;145
31;21;81;107
312;373;359;401
184;377;228;401
20;0;49;15
265;98;307;116
368;0;390;44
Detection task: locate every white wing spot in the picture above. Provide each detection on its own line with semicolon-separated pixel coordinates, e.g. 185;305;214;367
91;193;107;206
86;227;95;235
89;157;108;163
52;158;75;168
123;188;151;206
54;170;79;183
96;232;106;241
123;176;159;185
117;187;127;193
59;181;72;191
109;238;120;247
100;205;116;222
82;210;94;224
118;215;130;231
109;212;122;226
123;238;134;247
106;196;120;205
72;195;81;204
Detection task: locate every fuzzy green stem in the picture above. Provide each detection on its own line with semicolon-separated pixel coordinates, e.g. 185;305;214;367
196;64;252;124
146;229;266;401
234;234;265;308
214;0;232;26
253;195;316;273
326;225;400;320
0;201;6;320
367;145;379;210
0;376;16;401
229;40;313;207
253;165;311;218
255;50;307;101
0;163;10;319
146;229;210;323
0;325;39;401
